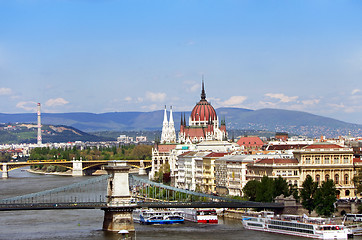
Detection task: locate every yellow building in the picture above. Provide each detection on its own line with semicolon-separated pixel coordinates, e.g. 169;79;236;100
201;152;229;194
293;143;355;199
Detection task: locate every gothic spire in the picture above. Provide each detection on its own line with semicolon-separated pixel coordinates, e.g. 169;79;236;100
201;77;206;100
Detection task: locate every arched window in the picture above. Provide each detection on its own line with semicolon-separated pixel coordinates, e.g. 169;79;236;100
325;174;330;181
316;175;320;184
346;190;350;196
344;174;349;185
335;174;339;184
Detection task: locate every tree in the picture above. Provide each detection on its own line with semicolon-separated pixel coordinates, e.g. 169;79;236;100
256;176;275;202
288;184;300;202
300;175;318;214
315;179;337;217
353;167;362;194
274;176;290;198
242;180;261;201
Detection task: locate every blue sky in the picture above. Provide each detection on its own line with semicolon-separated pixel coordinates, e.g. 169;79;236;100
1;0;362;124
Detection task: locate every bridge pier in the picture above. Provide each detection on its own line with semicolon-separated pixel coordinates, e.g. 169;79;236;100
138;160;146;175
72;158;83;176
2;163;8;178
102;161;136;235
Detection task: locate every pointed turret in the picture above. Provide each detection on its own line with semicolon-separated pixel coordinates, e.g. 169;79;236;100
201;79;206;100
168;106;176;143
161;105;169;144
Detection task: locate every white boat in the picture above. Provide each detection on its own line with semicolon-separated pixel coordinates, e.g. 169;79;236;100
241;211;353;239
181;208;218;223
134;209;184;225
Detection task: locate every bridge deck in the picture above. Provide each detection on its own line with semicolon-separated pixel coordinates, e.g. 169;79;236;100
0;201;283;211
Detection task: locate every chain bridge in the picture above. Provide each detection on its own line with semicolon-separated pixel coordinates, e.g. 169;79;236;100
0;161;283;233
0;159;152;178
0;174;282;211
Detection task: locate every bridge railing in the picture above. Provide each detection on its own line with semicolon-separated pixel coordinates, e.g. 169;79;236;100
0;174;109;204
130;175;247;203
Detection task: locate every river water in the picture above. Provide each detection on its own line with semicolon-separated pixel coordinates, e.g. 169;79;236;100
0;168;326;240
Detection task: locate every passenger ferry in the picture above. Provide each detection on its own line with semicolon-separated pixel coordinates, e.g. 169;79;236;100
134;209;184;225
181;208;218;223
241;211;353;239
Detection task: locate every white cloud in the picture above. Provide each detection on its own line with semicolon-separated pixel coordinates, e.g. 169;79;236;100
265;93;298;103
258;101;278;108
183;80;200;92
124;96;132;102
0;88;12;95
16;101;37;111
141;104;159;111
145;91;166;102
301;99;320;105
45;98;69;107
137;97;144;103
222;96;247;106
352;89;361;95
328;103;345;109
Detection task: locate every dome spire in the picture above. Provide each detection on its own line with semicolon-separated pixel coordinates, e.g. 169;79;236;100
201;76;206;100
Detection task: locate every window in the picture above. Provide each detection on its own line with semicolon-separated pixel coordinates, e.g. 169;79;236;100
316;175;320;184
345;174;349;185
305;157;311;164
334;157;339;164
346;190;350;196
344;157;349;164
335;174;339;184
294;170;298;176
315;156;320;164
324;157;330;164
325;174;330;181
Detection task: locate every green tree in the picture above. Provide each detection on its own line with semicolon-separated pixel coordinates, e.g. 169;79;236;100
288;184;300;202
315;179;337;217
274;176;290;198
300;175;318;214
256;176;275;202
242;180;261;201
353;168;362;195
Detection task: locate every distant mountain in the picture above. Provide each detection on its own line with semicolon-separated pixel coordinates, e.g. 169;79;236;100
0;123;112;144
1;108;361;138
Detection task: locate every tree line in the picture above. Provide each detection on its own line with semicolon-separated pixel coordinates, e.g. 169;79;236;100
243;175;337;217
29;145;153;161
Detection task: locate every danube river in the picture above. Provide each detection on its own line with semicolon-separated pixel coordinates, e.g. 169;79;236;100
0;168;308;240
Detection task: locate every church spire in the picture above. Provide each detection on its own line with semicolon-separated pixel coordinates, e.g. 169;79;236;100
201;77;206;100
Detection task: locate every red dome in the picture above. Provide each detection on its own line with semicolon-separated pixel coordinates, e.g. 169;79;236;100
191;99;217;121
190;81;217;122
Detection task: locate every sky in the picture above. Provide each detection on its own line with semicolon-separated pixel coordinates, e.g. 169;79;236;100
1;0;362;124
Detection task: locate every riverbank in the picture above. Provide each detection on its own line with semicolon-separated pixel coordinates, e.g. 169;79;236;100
26;168;107;176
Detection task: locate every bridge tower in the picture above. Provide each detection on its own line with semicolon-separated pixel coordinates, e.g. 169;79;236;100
138;160;146;175
72;157;83;176
2;163;8;178
102;161;136;235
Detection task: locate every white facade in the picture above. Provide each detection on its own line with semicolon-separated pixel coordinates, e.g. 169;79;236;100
160;106;176;144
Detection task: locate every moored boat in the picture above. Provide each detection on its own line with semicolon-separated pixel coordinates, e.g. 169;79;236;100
181;208;218;223
135;209;184;225
241;211;353;239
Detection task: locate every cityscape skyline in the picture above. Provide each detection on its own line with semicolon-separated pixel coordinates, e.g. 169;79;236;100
1;1;362;124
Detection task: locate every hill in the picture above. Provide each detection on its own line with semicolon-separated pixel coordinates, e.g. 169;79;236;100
0;123;112;144
1;108;362;138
